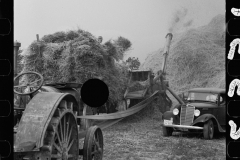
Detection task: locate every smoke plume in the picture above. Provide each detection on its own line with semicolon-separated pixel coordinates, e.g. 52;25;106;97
168;8;193;34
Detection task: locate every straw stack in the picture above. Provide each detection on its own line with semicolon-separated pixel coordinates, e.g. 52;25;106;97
20;29;131;105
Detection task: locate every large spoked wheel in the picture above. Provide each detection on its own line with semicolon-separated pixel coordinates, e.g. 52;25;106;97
41;99;79;160
162;126;173;137
14;71;44;95
203;119;214;140
83;126;103;160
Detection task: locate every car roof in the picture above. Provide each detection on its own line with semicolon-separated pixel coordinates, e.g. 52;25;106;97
188;88;225;94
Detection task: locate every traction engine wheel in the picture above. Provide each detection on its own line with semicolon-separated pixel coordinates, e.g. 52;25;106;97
83;126;103;160
42;99;79;159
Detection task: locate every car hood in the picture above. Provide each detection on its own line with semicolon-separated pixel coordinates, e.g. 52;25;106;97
188;102;216;108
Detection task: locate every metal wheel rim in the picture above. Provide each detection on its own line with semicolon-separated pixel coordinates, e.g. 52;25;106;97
83;126;103;160
42;99;79;160
91;129;103;159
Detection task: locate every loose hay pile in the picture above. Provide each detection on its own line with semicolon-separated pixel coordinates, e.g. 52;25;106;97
20;29;131;105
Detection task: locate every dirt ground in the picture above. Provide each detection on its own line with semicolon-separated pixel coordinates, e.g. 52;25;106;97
78;96;225;160
100;115;226;160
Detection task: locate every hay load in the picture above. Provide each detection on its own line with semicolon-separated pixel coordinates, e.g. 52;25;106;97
20;29;132;105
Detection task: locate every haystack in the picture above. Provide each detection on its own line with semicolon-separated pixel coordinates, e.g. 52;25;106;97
20;29;131;105
141;14;225;93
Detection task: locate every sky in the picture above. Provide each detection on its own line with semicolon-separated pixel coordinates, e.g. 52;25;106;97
14;0;225;63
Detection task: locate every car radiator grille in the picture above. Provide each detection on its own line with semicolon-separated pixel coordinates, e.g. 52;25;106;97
180;105;195;125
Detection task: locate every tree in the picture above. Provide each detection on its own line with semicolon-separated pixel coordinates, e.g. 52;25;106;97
126;57;140;70
104;36;132;61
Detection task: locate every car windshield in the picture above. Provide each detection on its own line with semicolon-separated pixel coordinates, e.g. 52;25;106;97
187;92;218;103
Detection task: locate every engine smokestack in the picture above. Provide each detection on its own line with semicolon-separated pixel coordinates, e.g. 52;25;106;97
161;33;173;74
14;41;21;77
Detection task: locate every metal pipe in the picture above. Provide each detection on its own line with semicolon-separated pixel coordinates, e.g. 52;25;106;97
14;41;21;77
153;33;173;84
153;70;162;84
161;33;173;74
166;87;185;105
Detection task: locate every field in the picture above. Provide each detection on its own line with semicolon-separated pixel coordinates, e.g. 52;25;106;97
89;89;226;160
101;114;225;160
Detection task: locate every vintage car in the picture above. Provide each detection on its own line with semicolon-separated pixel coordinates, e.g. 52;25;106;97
162;88;226;139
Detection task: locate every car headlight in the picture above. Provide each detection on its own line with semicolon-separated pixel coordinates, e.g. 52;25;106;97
173;108;179;115
194;109;200;116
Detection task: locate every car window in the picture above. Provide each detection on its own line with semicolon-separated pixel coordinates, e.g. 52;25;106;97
206;94;217;102
188;92;218;102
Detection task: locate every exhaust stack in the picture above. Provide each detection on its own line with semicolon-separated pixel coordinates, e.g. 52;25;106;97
161;33;173;74
14;41;21;77
153;33;173;83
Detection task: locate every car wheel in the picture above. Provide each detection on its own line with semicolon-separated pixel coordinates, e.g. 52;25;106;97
203;119;214;139
162;126;173;137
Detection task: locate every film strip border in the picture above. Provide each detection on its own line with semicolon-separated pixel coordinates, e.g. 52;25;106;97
226;1;240;159
0;1;240;160
0;0;13;159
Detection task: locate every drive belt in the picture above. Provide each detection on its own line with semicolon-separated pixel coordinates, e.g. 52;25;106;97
77;91;159;120
78;91;159;138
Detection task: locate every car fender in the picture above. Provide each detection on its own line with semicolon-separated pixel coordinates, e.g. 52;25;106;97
162;111;180;125
192;114;225;132
162;111;174;120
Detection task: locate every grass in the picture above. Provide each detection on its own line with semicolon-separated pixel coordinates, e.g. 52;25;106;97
77;102;225;160
99;114;225;160
78;102;225;160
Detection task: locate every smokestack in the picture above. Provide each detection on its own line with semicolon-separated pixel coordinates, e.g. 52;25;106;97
14;41;21;77
153;33;173;84
161;33;173;74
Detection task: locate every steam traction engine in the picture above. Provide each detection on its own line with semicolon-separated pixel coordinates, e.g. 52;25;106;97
14;42;103;160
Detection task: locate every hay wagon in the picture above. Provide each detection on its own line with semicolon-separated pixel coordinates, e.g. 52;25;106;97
14;71;103;160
